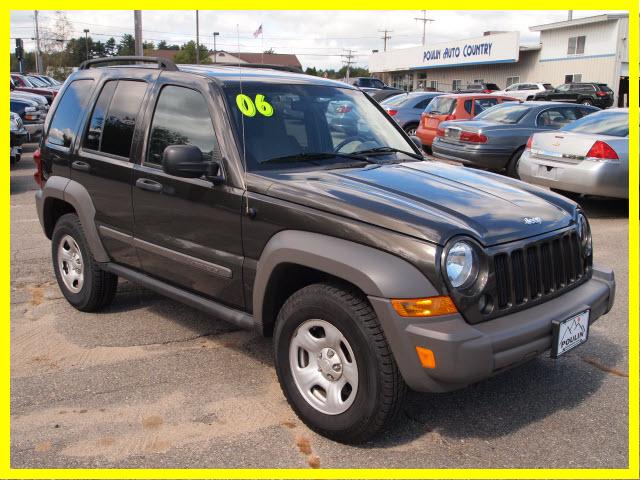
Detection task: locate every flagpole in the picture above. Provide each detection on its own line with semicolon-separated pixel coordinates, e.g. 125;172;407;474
261;24;264;65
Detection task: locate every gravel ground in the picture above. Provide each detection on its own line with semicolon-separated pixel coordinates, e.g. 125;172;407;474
10;146;629;469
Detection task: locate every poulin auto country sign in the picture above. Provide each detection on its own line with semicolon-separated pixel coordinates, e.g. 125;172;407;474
369;32;520;72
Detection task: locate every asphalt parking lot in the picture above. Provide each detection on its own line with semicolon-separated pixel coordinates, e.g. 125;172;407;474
10;145;629;469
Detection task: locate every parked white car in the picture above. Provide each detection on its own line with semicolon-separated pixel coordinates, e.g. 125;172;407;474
518;108;629;199
493;82;554;101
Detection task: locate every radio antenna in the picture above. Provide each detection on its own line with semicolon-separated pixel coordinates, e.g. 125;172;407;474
237;24;250;215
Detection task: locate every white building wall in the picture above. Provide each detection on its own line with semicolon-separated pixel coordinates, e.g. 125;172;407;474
538;20;618;60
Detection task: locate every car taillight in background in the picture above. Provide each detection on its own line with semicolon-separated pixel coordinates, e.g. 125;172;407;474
335;104;352;114
459;131;488;143
444;114;456;121
436;126;445;137
595;91;608;97
386;109;398;116
586;140;618;161
33;148;44;188
526;135;534;150
482;89;492;94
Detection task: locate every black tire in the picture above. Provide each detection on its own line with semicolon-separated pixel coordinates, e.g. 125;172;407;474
274;282;406;444
51;213;118;312
506;147;525;179
403;123;419;136
581;99;593;106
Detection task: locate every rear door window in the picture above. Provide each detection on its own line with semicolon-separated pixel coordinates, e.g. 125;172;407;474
537;107;581;129
100;81;147;158
46;79;94;148
473;98;498;114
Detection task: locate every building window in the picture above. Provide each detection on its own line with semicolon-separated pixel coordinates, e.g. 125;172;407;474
473;79;484;84
506;76;520;87
567;36;586;55
430;80;438;90
564;73;583;83
452;79;462;91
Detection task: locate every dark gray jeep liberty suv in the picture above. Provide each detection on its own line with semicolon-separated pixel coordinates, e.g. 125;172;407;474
35;57;615;443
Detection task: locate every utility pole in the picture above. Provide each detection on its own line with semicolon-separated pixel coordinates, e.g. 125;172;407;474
341;49;355;82
379;30;392;52
213;32;219;63
568;10;573;21
134;10;143;56
195;10;200;64
83;29;90;61
34;10;42;73
414;11;435;46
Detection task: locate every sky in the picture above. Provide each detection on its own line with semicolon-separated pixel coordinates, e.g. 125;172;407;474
10;10;626;70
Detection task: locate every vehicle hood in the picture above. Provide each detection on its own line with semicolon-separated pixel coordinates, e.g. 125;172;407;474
252;160;576;246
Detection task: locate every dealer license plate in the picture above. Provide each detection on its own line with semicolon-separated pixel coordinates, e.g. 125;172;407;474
551;310;590;358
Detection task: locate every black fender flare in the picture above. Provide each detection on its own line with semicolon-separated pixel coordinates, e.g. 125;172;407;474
252;230;438;327
37;176;110;262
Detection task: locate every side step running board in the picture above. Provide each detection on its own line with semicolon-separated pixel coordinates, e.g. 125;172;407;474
102;263;256;331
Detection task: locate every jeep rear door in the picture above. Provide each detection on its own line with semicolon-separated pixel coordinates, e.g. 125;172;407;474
131;73;245;309
74;73;156;269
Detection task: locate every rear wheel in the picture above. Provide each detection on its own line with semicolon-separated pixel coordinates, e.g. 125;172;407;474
274;282;406;443
506;147;525;178
52;213;118;312
403;123;419;136
581;99;593;106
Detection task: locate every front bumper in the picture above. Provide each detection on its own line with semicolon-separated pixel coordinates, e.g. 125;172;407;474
11;129;29;147
24;122;44;140
370;265;615;393
518;150;628;199
432;138;513;169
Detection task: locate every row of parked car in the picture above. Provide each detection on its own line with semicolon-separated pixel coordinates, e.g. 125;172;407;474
373;86;627;199
9;72;62;162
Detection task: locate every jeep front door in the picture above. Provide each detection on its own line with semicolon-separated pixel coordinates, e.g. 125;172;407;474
132;79;245;308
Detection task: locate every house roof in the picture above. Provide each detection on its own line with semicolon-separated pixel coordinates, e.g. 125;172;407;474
216;51;302;69
145;49;179;60
530;13;628;32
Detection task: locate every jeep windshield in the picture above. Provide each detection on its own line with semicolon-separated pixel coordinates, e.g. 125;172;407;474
223;83;418;171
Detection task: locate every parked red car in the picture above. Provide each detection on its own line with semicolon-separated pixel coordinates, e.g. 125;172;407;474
11;73;57;104
415;93;517;152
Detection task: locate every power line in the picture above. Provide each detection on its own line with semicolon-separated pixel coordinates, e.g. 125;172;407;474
378;29;392;52
414;11;435;46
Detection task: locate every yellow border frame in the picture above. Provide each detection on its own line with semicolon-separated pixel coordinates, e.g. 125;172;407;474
3;4;638;479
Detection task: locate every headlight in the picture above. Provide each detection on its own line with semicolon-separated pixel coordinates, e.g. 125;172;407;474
576;213;592;256
10;119;18;132
445;241;477;288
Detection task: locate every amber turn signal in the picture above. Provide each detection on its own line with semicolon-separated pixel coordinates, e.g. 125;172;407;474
391;296;457;317
415;347;436;369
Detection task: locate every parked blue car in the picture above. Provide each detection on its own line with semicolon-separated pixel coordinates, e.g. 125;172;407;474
381;91;443;135
432;101;599;177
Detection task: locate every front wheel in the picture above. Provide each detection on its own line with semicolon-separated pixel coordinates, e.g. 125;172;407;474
274;283;406;443
581;99;593;106
403;123;418;136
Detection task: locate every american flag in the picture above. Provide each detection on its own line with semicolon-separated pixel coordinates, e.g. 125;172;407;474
253;24;263;38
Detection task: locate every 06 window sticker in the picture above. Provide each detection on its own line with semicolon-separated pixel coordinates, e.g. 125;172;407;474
236;94;274;117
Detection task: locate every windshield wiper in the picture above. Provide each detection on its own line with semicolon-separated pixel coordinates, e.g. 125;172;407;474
351;146;423;161
260;152;375;168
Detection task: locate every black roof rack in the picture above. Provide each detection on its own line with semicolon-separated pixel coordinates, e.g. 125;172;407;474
79;56;179;71
228;63;303;74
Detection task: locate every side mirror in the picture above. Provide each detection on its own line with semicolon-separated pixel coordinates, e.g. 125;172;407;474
162;145;223;184
162;144;207;178
409;135;423;150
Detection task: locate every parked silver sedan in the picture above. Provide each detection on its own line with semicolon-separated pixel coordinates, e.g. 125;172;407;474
518;108;628;199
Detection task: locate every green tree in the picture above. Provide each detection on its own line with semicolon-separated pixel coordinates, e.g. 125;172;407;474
117;34;135;56
104;37;117;56
143;41;155;50
157;40;168;49
174;41;212;64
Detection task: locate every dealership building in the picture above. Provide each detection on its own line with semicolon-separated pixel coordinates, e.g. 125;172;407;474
368;13;629;106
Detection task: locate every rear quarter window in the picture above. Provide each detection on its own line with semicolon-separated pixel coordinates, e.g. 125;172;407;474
46;79;94;148
425;96;456;115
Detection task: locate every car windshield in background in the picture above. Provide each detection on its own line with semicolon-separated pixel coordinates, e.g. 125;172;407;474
425;96;456;115
474;103;530;124
381;94;410;106
223;83;415;171
562;111;628;137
